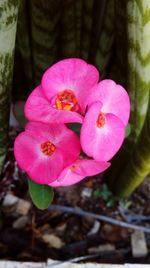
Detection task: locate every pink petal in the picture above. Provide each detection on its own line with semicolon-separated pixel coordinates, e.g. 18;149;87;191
80;102;125;162
14;132;63;184
42;58;99;112
25;121;81;167
25;86;83;124
87;79;130;126
49;158;110;187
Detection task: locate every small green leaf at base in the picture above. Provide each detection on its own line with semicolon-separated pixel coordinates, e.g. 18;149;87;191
28;179;54;210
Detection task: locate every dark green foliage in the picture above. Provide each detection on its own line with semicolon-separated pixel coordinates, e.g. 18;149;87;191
93;184;115;208
115;95;150;197
0;0;20;173
13;101;27;127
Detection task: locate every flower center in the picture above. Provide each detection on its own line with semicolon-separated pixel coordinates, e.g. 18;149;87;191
96;112;106;128
55;89;80;111
70;164;76;172
40;141;55;156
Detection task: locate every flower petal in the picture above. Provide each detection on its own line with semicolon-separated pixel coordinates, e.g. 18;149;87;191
80;102;125;161
25;121;81;167
42;58;99;113
49;158;110;187
25;86;83;124
87;79;130;126
14;132;63;184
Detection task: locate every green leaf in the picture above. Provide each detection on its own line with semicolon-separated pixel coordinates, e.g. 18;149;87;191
106;198;115;208
121;199;132;210
28;179;54;210
13;101;27;127
93;184;113;200
125;123;131;138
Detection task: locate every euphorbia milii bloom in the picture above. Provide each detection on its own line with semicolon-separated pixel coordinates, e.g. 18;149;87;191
14;122;80;184
25;58;99;124
86;79;130;126
80;101;125;162
49;158;110;187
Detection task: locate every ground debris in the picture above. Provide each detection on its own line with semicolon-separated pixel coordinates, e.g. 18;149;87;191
2;192;31;215
2;193;18;206
13;216;29;229
81;188;92;198
87;220;101;236
16;199;31;215
42;234;64;248
88;244;115;254
131;230;148;258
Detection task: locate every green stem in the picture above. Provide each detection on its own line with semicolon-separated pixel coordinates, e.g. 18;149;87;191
13;0;34;100
109;0;127;85
30;0;61;85
127;0;150;145
0;0;20;173
95;0;115;79
60;0;77;58
115;94;150;197
109;0;150;194
81;0;94;60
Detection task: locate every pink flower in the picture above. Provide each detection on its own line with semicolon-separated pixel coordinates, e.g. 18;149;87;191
14;121;80;184
25;58;99;124
86;79;130;126
49;158;110;187
80;80;130;162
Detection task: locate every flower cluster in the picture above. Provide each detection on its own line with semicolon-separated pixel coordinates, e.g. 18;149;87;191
14;58;130;187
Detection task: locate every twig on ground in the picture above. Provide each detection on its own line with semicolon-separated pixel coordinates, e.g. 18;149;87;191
47;248;131;267
118;202;150;223
126;214;150;223
48;205;150;234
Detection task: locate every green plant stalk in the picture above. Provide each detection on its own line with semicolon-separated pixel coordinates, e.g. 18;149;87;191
115;94;150;197
0;0;20;173
30;0;61;85
127;0;150;145
109;0;150;193
74;0;82;56
95;0;115;79
109;0;127;85
14;0;34;94
103;1;128;188
81;0;94;60
60;0;77;58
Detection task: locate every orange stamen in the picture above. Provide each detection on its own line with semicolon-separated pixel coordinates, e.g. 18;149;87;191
70;165;76;172
55;89;79;111
40;141;56;156
96;112;106;128
56;98;62;110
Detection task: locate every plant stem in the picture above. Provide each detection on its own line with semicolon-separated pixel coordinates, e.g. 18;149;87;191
114;95;150;197
109;0;150;194
0;0;20;173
